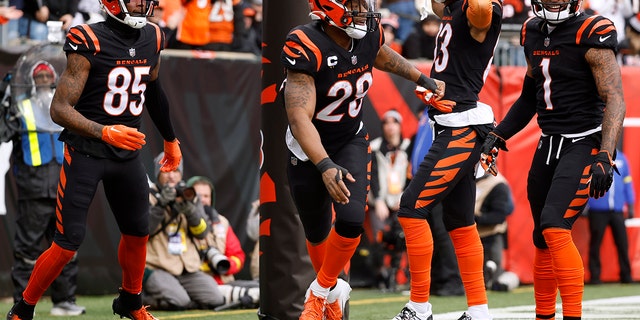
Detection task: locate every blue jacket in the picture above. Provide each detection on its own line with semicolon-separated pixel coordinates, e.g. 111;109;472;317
587;151;635;213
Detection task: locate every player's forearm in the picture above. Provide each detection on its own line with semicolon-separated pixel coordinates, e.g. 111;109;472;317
50;98;102;138
375;45;421;82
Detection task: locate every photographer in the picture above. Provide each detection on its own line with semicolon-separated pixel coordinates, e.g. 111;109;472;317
142;153;225;310
187;176;259;310
186;176;245;284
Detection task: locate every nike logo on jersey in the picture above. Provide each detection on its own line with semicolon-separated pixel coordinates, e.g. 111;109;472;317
599;35;612;42
572;137;586;143
285;57;296;65
69;43;78;50
437;130;445;135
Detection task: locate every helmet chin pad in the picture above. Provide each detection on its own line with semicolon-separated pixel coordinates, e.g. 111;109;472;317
532;0;581;24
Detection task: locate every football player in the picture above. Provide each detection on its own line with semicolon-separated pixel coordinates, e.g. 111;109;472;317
393;0;503;318
281;0;445;319
6;1;182;320
480;0;625;319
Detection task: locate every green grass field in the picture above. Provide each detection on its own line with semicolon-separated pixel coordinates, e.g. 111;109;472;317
1;283;638;319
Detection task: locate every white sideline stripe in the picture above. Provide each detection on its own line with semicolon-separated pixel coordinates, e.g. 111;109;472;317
433;295;640;319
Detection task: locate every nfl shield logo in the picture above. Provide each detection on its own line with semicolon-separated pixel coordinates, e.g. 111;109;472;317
351;55;357;65
129;48;136;57
544;37;550;47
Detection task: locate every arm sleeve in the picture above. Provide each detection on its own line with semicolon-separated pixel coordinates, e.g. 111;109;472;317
224;227;246;275
494;75;537;140
146;80;176;142
467;0;493;30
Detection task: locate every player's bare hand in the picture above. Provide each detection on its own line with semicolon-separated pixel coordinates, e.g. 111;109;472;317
316;157;354;205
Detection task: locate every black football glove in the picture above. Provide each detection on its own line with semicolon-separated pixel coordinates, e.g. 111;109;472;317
589;150;619;199
479;132;508;176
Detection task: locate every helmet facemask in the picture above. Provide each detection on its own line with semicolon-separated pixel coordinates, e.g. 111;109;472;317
309;0;381;39
99;0;158;29
531;0;581;24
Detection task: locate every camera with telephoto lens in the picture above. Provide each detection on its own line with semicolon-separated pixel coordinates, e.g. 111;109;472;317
174;181;196;202
206;247;231;275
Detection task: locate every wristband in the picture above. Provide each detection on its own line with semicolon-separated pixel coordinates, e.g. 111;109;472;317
315;157;335;173
417;74;438;92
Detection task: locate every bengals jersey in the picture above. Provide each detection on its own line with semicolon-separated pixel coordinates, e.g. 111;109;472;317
281;21;383;155
430;0;502;114
521;14;617;135
61;21;165;160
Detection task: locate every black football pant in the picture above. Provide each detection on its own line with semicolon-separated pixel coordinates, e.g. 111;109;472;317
288;129;370;242
528;134;596;249
53;146;151;250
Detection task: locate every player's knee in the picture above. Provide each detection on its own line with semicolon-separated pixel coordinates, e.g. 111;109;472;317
334;220;363;238
532;231;548;249
54;229;84;251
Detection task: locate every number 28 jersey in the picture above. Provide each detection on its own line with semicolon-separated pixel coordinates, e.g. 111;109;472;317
281;21;383;154
60;22;165;160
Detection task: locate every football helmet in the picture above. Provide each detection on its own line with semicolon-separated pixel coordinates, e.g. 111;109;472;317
99;0;158;29
531;0;582;24
309;0;381;39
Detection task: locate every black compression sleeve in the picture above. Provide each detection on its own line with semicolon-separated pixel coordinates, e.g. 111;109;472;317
146;80;176;142
494;75;537;140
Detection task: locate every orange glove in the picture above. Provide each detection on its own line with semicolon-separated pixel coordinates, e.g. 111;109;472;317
159;139;182;172
415;86;456;113
101;125;146;151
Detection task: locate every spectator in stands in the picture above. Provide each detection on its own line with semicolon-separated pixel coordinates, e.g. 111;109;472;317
382;0;419;44
586;149;635;284
173;0;212;50
369;109;411;291
501;0;530;25
618;13;640;66
1;1;24;44
381;15;403;54
143;154;225;310
18;0;77;42
402;14;439;60
186;175;246;285
209;0;244;52
9;61;86;316
232;3;261;55
474;168;518;292
70;0;104;27
0;4;23;23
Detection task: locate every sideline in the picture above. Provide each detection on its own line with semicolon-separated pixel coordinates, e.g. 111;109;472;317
434;295;640;320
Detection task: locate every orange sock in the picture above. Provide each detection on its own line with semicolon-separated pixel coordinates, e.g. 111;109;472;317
23;242;76;305
317;229;359;289
398;217;433;303
449;224;487;307
534;247;557;320
306;240;327;273
543;228;583;318
119;234;149;294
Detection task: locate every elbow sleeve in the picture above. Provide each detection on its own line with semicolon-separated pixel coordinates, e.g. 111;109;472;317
467;0;493;30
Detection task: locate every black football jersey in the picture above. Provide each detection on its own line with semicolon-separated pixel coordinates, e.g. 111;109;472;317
59;22;165;159
521;14;617;135
430;0;502;114
281;21;383;155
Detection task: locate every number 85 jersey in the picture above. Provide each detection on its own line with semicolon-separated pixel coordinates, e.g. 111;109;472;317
281;21;383;155
60;21;165;160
